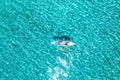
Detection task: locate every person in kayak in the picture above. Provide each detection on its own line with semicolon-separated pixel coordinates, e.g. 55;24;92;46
52;35;74;54
57;41;72;46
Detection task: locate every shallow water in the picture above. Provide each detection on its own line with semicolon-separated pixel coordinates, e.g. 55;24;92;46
0;0;120;80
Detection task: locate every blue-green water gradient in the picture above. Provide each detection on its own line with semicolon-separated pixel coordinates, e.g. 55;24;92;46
0;0;120;80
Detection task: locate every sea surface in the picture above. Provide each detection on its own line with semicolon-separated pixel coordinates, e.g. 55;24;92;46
0;0;120;80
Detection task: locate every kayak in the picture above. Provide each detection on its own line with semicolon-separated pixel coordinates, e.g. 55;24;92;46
51;41;75;46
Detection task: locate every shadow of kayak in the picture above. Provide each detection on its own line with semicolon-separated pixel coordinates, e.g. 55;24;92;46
53;36;71;41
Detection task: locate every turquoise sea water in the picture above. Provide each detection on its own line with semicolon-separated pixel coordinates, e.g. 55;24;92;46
0;0;120;80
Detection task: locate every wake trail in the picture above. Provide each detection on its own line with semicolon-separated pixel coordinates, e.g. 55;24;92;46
47;51;74;80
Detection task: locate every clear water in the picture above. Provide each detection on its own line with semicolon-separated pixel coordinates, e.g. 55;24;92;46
0;0;120;80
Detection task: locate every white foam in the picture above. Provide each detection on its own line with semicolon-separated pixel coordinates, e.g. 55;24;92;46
48;67;64;80
54;67;64;75
52;73;59;80
47;67;52;73
57;57;67;68
63;73;68;77
47;52;74;80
